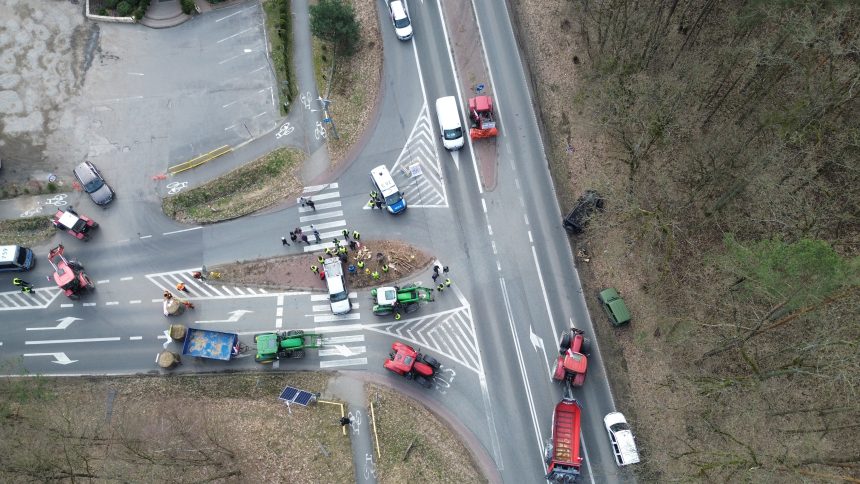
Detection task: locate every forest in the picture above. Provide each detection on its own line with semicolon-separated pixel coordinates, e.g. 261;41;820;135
562;0;859;481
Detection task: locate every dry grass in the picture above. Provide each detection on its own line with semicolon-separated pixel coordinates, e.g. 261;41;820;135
161;147;303;224
0;216;54;246
0;372;353;482
367;383;488;484
312;0;382;165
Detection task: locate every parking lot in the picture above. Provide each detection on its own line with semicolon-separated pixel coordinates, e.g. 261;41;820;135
0;1;277;187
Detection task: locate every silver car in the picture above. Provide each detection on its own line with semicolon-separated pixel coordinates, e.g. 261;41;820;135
73;161;114;206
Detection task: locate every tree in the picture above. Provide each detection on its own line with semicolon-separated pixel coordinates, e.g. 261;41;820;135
309;0;360;57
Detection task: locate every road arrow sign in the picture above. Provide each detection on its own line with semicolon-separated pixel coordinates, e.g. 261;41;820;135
26;317;82;331
196;309;253;324
334;344;353;357
529;325;554;378
24;352;78;365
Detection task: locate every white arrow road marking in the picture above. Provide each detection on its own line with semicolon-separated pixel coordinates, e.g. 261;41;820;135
529;324;554;378
320;345;366;357
23;353;78;365
195;309;254;324
449;150;460;171
26;317;82;331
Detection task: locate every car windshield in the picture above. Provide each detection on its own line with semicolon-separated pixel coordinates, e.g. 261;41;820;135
394;17;410;28
384;192;401;206
443;127;463;140
83;178;104;193
610;422;630;432
330;291;348;302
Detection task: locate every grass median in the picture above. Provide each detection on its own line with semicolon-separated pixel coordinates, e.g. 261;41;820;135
0;216;54;246
162;147;303;224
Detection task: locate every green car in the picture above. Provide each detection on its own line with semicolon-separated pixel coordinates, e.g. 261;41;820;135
598;288;631;326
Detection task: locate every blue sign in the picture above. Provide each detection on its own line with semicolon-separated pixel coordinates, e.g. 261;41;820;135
323;117;332;123
476;83;485;93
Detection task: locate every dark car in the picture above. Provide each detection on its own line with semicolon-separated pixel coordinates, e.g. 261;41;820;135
563;190;604;234
73;161;114;206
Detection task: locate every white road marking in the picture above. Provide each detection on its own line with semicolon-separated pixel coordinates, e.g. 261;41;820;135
105;301;119;306
162;227;202;236
322;334;365;344
253;112;266;119
313;313;361;323
120;276;133;281
129;300;141;304
303;182;339;192
139;235;152;239
83;303;96;307
127;72;144;76
129;336;142;340
60;303;73;308
319;358;367;368
216;26;257;43
97;280;109;284
300;210;344;222
26;337;121;345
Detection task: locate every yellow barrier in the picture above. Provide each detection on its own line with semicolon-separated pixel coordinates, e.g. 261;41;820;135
318;399;347;436
168;145;232;174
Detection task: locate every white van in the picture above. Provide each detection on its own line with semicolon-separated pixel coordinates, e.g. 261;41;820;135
370;165;407;214
435;96;465;150
323;257;352;314
0;245;35;272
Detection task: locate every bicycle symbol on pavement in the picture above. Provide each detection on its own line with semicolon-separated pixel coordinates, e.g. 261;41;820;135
19;205;43;218
44;194;68;206
300;91;312;110
314;121;327;140
347;410;361;435
363;453;377;480
166;181;188;195
275;122;294;139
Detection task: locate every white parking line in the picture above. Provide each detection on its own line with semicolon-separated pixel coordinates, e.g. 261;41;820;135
216;26;257;43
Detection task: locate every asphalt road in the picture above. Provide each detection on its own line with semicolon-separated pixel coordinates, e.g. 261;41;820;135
0;1;636;483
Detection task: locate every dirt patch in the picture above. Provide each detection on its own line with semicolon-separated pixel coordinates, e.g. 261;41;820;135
0;215;54;246
316;0;383;166
212;239;433;291
162;147;303;224
367;383;488;484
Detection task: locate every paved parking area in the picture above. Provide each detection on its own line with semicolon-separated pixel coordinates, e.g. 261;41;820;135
0;0;277;186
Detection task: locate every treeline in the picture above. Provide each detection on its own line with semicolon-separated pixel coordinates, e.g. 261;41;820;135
570;0;859;480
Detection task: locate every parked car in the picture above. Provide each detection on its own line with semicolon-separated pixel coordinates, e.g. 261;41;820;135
73;161;114;206
598;288;631;326
604;412;640;466
388;0;413;40
563;190;604;234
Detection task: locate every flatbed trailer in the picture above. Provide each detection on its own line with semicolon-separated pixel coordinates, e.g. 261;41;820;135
181;328;239;361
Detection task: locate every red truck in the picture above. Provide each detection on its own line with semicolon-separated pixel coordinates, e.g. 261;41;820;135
544;394;583;482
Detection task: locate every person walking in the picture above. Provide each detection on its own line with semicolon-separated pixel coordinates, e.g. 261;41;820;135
445;278;452;287
342;229;350;240
176;282;188;293
301;233;310;245
349;240;358;251
433;265;441;276
290;231;298;244
299;196;308;207
371;270;380;280
368;198;376;209
306;199;316;211
21;285;34;294
318;255;325;264
281;236;289;246
338;246;347;255
12;277;28;287
332;238;340;248
312;226;321;244
311;265;319;275
294;227;302;236
357;260;365;270
352;230;361;241
436;283;445;292
432;272;439;283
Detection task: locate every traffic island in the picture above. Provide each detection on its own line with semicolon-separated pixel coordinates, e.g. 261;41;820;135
209;240;434;291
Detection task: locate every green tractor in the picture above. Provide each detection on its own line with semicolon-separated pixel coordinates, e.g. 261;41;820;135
254;330;323;364
371;284;435;319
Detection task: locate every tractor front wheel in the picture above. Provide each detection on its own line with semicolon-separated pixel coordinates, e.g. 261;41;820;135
580;337;590;354
421;355;441;370
559;331;571;354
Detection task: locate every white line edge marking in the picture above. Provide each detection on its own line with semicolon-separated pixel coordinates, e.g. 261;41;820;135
163;227;202;236
120;276;133;281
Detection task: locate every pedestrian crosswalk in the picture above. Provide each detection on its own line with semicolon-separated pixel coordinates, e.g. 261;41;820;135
145;269;272;299
0;287;62;311
309;292;366;368
297;183;349;252
388;103;447;208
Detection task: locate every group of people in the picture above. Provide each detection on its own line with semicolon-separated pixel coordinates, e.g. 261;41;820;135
368;191;385;210
432;265;452;292
12;277;34;294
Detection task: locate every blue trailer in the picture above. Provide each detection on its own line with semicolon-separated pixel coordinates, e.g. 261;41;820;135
181;328;239;361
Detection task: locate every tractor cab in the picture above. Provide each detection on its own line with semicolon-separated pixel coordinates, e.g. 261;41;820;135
48;244;93;299
375;286;399;305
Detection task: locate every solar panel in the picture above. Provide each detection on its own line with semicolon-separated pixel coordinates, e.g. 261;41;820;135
279;385;316;407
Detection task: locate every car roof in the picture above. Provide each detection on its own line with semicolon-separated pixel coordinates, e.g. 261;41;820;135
371;165;398;195
74;162;97;181
391;1;407;18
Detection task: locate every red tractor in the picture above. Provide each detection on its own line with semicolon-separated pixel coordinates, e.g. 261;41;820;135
552;327;589;387
48;244;94;299
383;342;441;388
52;207;98;240
468;95;498;140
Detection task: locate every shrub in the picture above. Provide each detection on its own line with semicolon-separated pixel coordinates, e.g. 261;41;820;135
104;0;119;9
180;0;195;14
116;1;133;16
99;7;107;15
133;7;144;19
47;182;57;193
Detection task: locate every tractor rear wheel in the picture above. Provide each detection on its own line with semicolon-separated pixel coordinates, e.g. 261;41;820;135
580;337;590;354
292;350;305;359
405;302;419;313
374;307;393;316
559;331;571;354
421;355;441;369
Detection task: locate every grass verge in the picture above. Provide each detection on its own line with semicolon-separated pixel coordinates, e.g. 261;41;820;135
0;372;352;483
0;216;54;246
367;383;487;483
162;147;303;223
263;0;297;114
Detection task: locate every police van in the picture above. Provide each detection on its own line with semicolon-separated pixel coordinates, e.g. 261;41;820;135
0;245;35;272
370;164;407;214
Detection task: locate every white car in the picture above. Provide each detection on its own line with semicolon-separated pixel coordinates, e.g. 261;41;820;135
603;412;641;466
388;0;413;40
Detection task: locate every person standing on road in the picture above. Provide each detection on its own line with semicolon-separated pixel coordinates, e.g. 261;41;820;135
290;231;298;243
301;233;310;245
13;277;28;286
432;272;439;284
306;199;316;211
342;229;350;240
352;230;361;241
340;416;351;426
312;226;321;244
281;237;289;246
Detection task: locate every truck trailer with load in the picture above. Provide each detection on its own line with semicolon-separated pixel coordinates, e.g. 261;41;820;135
181;328;240;361
544;391;584;482
254;330;323;363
